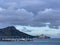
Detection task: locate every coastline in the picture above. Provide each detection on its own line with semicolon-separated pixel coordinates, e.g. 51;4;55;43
0;38;33;41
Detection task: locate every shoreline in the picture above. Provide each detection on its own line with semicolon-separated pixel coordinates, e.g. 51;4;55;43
0;38;33;41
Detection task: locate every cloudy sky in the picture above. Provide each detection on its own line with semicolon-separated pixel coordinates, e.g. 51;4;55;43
15;25;60;38
0;0;60;28
0;0;60;38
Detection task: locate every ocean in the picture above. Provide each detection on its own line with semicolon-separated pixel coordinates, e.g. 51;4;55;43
0;38;60;45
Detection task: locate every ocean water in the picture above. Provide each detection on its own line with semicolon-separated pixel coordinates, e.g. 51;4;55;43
0;38;60;45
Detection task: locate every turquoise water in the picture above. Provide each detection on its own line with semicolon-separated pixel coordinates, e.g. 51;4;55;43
0;39;60;45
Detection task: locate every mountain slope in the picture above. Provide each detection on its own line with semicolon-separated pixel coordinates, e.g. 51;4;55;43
0;26;34;38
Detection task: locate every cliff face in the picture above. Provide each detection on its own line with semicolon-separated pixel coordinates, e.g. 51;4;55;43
0;26;34;38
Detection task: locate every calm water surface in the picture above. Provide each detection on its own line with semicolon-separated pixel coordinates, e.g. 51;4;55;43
0;38;60;45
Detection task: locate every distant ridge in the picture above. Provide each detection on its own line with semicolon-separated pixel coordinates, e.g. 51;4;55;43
0;26;34;38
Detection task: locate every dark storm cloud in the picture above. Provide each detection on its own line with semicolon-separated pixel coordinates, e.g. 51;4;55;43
0;0;60;27
0;7;34;25
0;0;46;12
34;8;60;26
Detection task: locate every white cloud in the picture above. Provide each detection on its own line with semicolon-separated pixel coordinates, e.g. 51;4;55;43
15;25;60;38
0;7;5;12
39;8;54;13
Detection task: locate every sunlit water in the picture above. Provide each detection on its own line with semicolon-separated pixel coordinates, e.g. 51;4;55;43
0;38;60;45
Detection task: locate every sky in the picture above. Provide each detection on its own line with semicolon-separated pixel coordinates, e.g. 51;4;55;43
0;0;60;38
15;25;60;38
